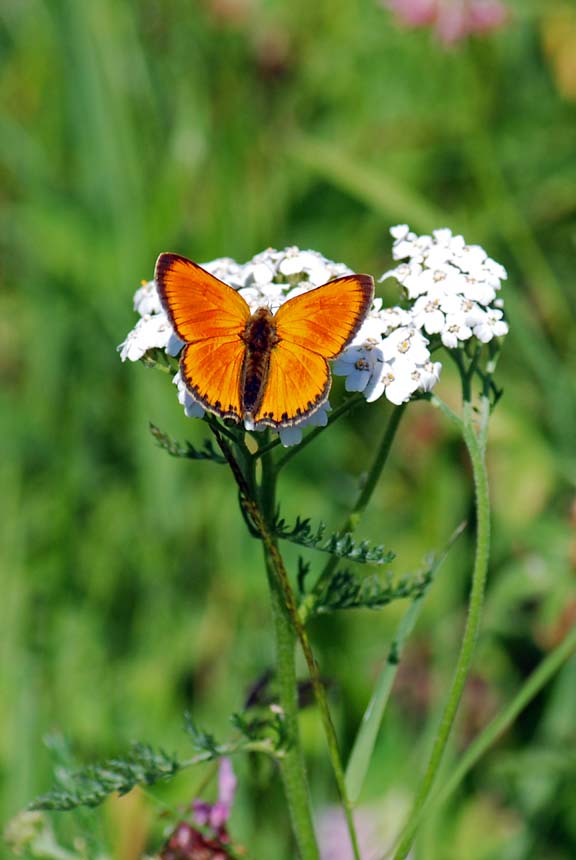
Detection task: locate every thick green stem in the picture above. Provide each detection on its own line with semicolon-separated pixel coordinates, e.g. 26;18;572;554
260;452;319;860
393;405;491;859
266;554;320;860
258;454;361;860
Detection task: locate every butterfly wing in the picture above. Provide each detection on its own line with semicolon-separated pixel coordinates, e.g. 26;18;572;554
252;274;374;427
155;253;251;421
180;337;246;421
251;339;330;427
273;274;374;358
155;253;250;341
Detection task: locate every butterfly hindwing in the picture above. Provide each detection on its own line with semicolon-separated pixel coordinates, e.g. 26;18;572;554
155;253;250;342
252;340;330;427
180;336;245;422
273;274;374;359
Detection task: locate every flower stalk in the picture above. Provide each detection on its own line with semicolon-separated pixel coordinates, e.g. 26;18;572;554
392;391;491;859
265;554;320;860
257;450;362;860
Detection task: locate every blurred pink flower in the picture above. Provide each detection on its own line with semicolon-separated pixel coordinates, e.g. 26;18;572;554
317;795;411;860
384;0;508;44
160;823;232;860
193;758;237;833
160;759;238;860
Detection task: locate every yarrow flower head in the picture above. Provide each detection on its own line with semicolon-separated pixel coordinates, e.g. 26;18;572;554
383;224;508;346
332;224;508;405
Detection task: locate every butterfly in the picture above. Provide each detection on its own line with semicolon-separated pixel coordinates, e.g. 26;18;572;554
155;253;375;429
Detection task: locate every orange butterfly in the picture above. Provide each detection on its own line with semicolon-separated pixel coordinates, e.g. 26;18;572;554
156;253;374;429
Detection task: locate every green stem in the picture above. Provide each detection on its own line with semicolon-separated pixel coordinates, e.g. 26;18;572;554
257;453;361;860
272;555;362;860
348;404;407;529
266;554;320;860
300;404;406;624
393;404;491;859
276;394;363;470
260;453;320;860
209;427;319;859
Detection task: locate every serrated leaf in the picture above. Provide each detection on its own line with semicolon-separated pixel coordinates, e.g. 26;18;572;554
149;423;227;463
29;743;181;811
183;713;219;757
273;515;394;565
317;568;431;614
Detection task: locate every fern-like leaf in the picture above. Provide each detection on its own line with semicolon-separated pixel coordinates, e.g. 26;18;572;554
273;515;394;565
183;714;220;757
150;423;226;464
29;743;180;811
317;568;431;613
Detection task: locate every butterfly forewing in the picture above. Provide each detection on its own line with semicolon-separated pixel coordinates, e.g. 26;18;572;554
155;254;250;422
155;253;250;342
273;274;374;358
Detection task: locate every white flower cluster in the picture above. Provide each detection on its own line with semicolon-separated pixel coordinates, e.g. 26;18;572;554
332;225;508;405
118;247;353;446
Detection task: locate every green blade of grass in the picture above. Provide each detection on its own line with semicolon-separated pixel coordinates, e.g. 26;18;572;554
290;135;447;234
426;622;576;821
345;523;466;804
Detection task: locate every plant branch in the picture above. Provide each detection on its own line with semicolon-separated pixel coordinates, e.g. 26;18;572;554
209;425;319;859
276;394;364;469
392;401;491;859
256;453;361;860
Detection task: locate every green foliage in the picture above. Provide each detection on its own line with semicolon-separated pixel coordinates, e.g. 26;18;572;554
231;708;289;752
183;714;220;758
30;743;181;811
315;567;431;613
273;515;395;565
150;423;227;464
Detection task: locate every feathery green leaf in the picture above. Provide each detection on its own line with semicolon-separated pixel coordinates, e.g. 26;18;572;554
150;423;227;463
273;515;394;565
29;743;181;811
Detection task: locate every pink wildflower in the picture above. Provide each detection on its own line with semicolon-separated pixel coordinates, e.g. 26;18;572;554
192;758;237;834
384;0;508;45
159;759;238;860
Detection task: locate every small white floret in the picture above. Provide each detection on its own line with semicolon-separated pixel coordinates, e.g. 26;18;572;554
173;372;205;418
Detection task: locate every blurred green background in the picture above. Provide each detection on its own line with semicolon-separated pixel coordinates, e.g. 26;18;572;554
1;0;576;857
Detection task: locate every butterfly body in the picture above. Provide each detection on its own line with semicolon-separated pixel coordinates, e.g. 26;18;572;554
240;307;280;422
156;253;374;429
